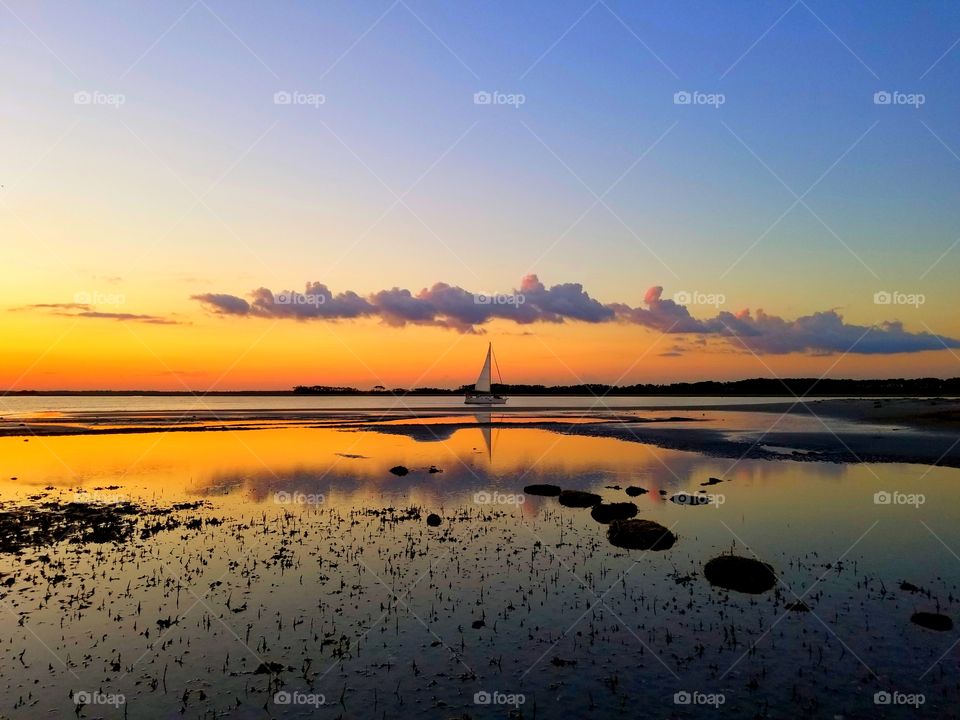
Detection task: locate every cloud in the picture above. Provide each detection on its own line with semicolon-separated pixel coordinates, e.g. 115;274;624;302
72;311;182;325
10;303;90;311
11;304;183;324
190;277;960;355
191;293;250;315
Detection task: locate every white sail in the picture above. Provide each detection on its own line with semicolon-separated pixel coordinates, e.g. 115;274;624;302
474;344;492;393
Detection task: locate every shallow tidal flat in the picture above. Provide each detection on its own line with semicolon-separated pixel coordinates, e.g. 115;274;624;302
0;419;958;718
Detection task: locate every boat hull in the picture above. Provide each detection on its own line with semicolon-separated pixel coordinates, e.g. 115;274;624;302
464;395;507;405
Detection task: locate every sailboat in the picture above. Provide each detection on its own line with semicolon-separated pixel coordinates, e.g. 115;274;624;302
464;343;507;405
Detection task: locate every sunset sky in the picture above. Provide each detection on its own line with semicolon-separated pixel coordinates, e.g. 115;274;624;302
3;1;960;390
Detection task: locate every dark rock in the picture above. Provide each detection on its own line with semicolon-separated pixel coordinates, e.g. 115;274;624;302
558;490;601;508
426;513;442;527
658;490;667;495
785;600;810;612
670;492;711;506
254;661;285;674
625;486;647;497
704;555;776;594
523;483;561;497
590;502;638;524
389;465;409;476
427;466;442;474
911;612;953;631
607;519;676;551
900;581;920;592
701;477;724;486
550;656;576;667
471;619;485;629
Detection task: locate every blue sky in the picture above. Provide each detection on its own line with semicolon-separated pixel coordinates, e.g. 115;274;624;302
3;1;960;386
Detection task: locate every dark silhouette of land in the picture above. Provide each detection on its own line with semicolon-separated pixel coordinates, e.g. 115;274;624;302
5;377;960;396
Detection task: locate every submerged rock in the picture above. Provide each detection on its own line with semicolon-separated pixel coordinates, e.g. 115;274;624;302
523;483;561;497
426;513;442;527
704;555;776;594
670;492;711;506
389;465;409;476
625;486;647;497
911;612;953;631
607;519;676;550
254;661;286;674
558;490;602;508
590;502;638;524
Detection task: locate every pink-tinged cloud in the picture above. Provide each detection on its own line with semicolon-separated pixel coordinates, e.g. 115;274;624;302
191;276;960;355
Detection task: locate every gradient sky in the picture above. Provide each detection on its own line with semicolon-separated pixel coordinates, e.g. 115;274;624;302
2;0;960;389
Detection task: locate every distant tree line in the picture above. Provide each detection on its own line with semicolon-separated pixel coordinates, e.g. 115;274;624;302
9;377;960;396
292;377;960;397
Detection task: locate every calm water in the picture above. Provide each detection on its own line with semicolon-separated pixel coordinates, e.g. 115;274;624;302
0;413;957;718
0;394;850;416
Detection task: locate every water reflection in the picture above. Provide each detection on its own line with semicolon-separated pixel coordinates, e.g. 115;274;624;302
1;421;959;719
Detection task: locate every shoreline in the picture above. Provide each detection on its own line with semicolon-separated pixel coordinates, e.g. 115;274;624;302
2;398;958;468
